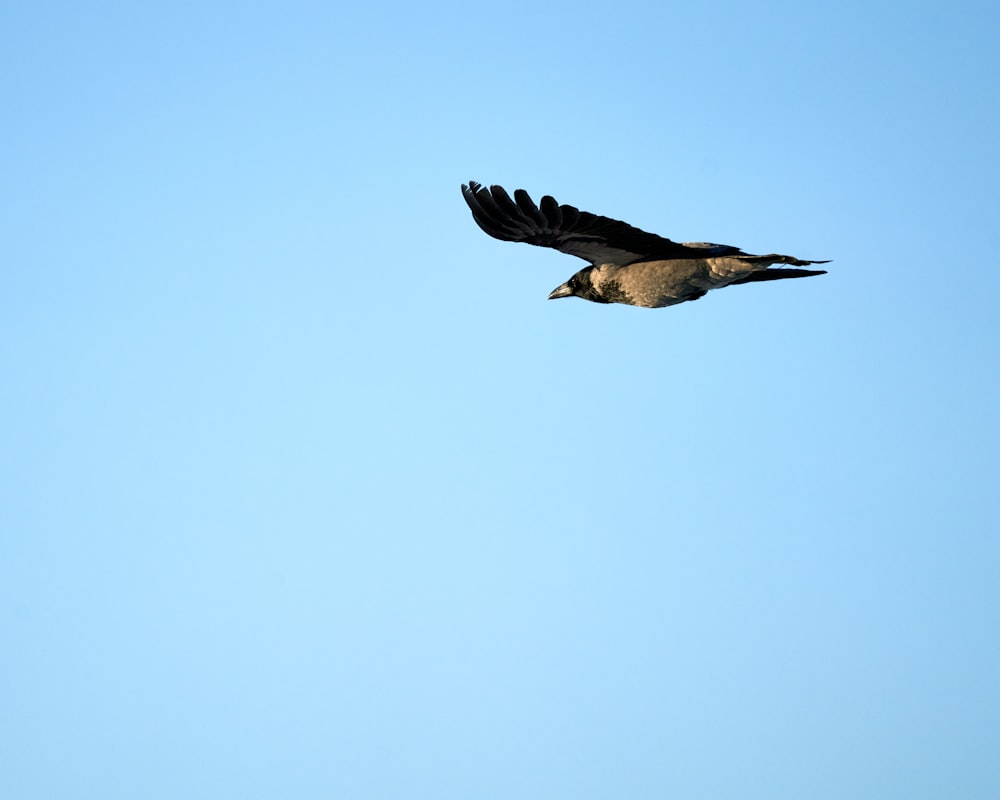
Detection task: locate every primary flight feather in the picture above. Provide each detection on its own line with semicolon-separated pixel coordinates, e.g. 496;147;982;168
461;181;829;308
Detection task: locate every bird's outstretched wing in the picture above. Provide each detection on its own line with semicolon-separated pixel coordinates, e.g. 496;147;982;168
462;182;742;267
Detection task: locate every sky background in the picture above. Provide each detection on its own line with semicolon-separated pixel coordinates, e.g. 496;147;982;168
2;1;999;798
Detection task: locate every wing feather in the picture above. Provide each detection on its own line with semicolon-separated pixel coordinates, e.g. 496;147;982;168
462;181;731;266
539;194;562;229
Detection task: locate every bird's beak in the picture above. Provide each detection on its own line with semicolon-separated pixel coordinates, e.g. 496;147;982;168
548;282;574;300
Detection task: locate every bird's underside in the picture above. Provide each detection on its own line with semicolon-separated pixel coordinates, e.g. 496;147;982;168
461;181;829;308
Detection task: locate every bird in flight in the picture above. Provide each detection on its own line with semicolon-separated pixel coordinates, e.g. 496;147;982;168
462;181;829;308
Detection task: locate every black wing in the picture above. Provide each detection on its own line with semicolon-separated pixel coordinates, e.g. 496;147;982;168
462;182;741;267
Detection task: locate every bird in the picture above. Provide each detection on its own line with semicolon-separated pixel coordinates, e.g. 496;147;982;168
461;181;829;308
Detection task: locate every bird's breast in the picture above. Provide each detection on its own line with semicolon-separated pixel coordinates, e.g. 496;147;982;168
593;260;753;308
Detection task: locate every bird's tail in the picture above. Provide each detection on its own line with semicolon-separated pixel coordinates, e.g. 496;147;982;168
729;267;827;285
728;254;829;286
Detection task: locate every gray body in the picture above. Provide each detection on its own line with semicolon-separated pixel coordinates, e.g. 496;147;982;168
461;181;829;308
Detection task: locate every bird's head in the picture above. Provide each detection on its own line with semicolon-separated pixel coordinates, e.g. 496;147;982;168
547;268;610;304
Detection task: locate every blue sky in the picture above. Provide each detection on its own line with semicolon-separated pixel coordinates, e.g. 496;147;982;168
2;1;999;797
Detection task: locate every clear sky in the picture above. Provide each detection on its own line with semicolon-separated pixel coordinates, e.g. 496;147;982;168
2;1;999;798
